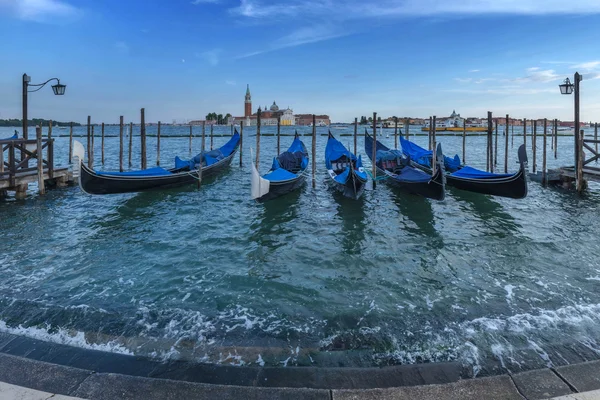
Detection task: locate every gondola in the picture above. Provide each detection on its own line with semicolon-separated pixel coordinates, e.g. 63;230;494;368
364;131;445;200
251;131;309;202
1;131;18;141
325;131;368;199
399;136;528;199
74;131;240;195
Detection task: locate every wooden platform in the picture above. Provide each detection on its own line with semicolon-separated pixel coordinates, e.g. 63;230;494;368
0;167;72;190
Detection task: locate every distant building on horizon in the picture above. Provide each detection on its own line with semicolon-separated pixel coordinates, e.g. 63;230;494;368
230;85;330;126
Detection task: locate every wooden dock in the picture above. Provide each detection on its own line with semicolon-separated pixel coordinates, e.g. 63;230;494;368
0;128;73;199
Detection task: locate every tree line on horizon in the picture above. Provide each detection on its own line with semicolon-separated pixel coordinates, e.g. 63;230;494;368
0;119;82;127
205;113;232;125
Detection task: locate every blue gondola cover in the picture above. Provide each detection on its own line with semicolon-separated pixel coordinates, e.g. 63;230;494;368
96;167;172;176
450;166;513;179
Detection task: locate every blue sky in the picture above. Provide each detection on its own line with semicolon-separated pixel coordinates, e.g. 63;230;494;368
1;0;600;123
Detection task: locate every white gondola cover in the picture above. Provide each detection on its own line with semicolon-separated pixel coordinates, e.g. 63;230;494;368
250;148;270;200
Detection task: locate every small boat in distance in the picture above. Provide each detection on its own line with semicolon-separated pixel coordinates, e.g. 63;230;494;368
325;131;368;199
400;136;528;199
251;131;309;202
74;131;240;195
1;131;18;140
364;131;445;200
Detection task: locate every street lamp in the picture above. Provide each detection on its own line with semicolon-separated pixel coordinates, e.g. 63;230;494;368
22;73;67;140
559;72;582;170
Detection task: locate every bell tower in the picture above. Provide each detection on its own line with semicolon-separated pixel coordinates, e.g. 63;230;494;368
244;84;252;117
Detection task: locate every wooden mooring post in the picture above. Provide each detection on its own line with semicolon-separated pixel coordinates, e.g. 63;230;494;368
405;118;410;140
532;120;537;173
487;112;493;173
91;125;95;168
542;118;547;185
372;112;377;189
577;129;585;194
596;123;598;162
201;122;206;161
119;116;124;172
101;122;105;165
36;125;44;195
511;123;514;147
255;110;261;169
462;119;466;164
504;114;509;173
140;108;147;170
157;121;161;166
393;117;398;150
554;119;558;160
354;118;358;156
48;121;54;179
523;118;527;148
312;114;316;189
494;119;498;167
87;116;91;168
129;122;133;168
68;122;73;164
432;116;437;153
239;121;243;167
428;116;433;150
210;124;214;150
277;116;281;155
189;125;192;155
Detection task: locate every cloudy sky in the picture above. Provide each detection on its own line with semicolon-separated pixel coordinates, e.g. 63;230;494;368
1;0;600;123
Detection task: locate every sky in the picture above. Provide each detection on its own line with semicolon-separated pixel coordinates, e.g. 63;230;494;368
1;0;600;123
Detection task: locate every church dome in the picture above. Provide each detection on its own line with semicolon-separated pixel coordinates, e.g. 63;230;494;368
270;101;279;112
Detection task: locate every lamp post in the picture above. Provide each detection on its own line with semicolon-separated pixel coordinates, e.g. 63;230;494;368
22;73;66;140
559;73;582;169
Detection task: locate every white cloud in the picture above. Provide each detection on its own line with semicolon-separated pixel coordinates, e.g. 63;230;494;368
115;41;129;54
201;49;221;66
527;67;540;72
515;68;561;83
455;78;472;83
572;61;600;70
191;0;220;4
225;80;236;85
0;0;80;22
469;69;480;73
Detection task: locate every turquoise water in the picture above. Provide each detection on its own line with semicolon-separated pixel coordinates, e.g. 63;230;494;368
1;124;600;376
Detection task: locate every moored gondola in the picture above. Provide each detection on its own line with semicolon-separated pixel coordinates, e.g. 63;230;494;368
251;131;309;202
400;136;528;199
74;131;240;195
325;131;368;199
365;131;445;200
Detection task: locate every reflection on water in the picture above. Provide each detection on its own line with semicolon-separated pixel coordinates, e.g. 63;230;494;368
334;193;367;256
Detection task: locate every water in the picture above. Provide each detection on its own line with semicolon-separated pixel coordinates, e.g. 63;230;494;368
1;124;600;377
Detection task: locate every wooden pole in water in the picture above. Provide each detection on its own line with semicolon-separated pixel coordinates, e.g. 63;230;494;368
101;122;105;165
354;117;358;156
189;125;192;155
372;112;377;189
312;114;316;189
504;114;509;173
543;118;547;185
157;121;161;166
128;122;133;168
68;122;73;164
276;116;281;155
487;112;493;173
49;119;52;140
239;121;243;167
394;117;398;149
36;125;45;195
255;110;261;169
405;118;410;140
428;116;433;150
523;118;527;148
48;121;53;179
511;122;514;147
532;120;537;173
87;116;91;168
202;121;206;159
119;116;124;172
554;119;558;160
432;116;437;175
462;119;466;164
91;125;95;168
594;122;598;164
140;108;147;170
577;129;584;193
210;124;214;150
494;119;498;167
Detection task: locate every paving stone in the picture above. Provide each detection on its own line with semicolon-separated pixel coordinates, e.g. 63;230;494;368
0;353;91;396
332;375;523;400
72;373;330;400
511;369;573;399
555;361;600;392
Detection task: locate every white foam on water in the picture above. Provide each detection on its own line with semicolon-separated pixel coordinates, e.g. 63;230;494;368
504;285;515;302
182;293;191;302
0;320;133;356
528;339;553;368
256;354;265;366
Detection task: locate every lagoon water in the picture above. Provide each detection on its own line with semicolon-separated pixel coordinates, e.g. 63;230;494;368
1;124;600;376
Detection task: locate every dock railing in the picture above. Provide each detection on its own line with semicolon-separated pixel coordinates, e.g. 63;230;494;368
0;137;54;188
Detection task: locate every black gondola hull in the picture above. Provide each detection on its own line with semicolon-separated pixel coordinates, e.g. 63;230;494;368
79;151;237;195
446;169;527;199
328;169;367;199
255;175;307;202
383;167;445;200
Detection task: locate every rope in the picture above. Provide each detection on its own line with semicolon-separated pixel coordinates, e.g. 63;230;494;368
365;169;389;181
